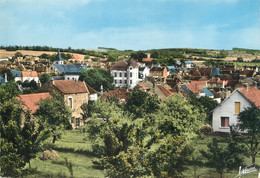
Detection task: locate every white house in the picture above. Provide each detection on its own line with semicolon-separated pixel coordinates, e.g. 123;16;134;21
21;71;39;83
111;60;139;89
138;66;150;81
212;86;260;133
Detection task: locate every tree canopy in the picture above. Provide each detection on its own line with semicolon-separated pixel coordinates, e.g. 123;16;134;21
79;69;115;92
238;106;260;164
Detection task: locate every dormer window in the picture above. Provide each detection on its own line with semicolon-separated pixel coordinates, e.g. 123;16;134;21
129;67;132;70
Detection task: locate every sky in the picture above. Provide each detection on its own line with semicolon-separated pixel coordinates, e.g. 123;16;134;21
0;0;259;50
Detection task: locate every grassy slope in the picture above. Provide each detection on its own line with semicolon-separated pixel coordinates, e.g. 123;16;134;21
26;129;104;178
26;129;259;178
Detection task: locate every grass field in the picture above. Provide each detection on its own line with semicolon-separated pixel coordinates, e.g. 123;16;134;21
25;129;259;178
232;62;260;67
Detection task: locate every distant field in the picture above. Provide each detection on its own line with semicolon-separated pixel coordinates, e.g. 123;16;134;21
25;128;259;178
232;62;260;67
0;50;85;60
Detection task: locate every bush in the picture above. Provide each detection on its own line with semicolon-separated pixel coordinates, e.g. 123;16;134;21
201;125;212;134
40;150;59;160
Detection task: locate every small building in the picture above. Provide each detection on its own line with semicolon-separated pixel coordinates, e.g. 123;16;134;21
21;71;39;83
212;86;260;133
11;70;22;82
149;66;168;83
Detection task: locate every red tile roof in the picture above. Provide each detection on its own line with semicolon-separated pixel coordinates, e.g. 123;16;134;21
101;89;128;100
22;71;38;77
139;83;147;90
16;92;52;113
53;80;89;94
157;85;173;97
142;58;153;63
238;86;260;109
186;83;204;94
190;81;207;87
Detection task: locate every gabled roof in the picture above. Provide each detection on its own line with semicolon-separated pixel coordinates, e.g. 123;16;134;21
142;58;152;63
139;83;147;90
150;66;166;72
238;87;260;109
53;64;85;74
52;80;89;94
213;86;260;112
101;89;128;100
85;83;98;94
11;70;21;77
111;60;138;70
185;83;204;94
190;81;207;87
22;71;38;77
16;92;52;113
157;85;173;97
201;88;214;97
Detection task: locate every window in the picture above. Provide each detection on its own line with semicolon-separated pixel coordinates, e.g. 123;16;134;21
221;117;229;127
114;73;117;77
68;97;73;109
119;73;122;77
125;73;127;77
235;102;240;114
125;80;127;84
114;80;117;84
120;80;122;84
130;72;132;77
76;118;80;127
130;80;132;84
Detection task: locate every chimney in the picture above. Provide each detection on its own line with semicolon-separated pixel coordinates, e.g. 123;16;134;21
4;73;8;83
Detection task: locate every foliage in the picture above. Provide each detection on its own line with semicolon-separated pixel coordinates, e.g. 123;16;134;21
124;87;160;118
130;51;147;61
86;94;206;177
0;69;15;82
79;68;115;92
0;81;21;102
39;73;53;86
188;95;218;124
203;59;232;66
34;93;72;143
238;106;260;164
22;80;38;94
201;135;246;176
0;87;46;176
237;57;243;62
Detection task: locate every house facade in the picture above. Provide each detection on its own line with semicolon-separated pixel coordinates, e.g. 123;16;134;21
21;71;39;83
39;80;90;128
212;86;260;133
111;60;139;89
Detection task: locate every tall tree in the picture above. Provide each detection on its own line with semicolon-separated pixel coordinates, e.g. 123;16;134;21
124;87;160;118
34;93;72;143
238;106;260;164
0;84;45;176
79;69;115;92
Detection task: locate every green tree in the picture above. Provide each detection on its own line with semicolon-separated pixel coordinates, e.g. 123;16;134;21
0;85;45;176
130;51;147;61
22;80;38;94
79;69;115;92
0;82;21;102
188;95;218;124
238;106;260;164
0;69;15;82
34;93;72;143
124;87;160;118
39;73;53;86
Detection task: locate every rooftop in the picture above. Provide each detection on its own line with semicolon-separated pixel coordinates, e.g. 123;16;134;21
51;80;89;94
16;92;52;113
238;86;260;109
